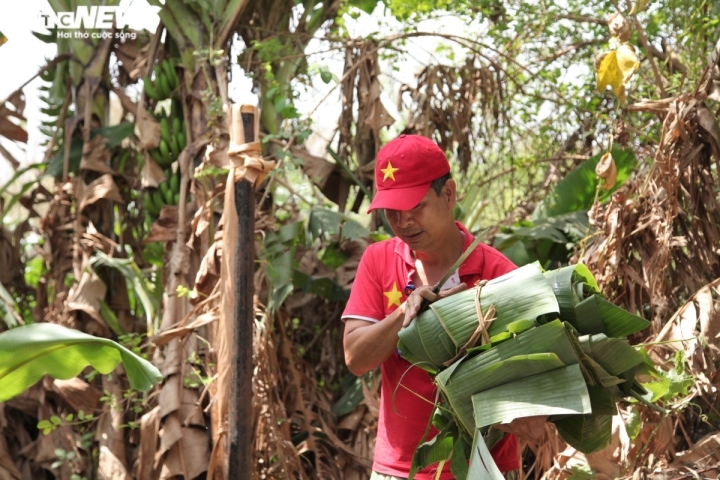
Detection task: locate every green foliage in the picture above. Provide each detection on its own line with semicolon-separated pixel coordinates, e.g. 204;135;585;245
0;323;162;403
263;220;305;312
533;148;637;220
386;0;459;19
90;252;160;335
92;122;135;148
567;465;595;479
0;165;48;223
118;332;148;359
493;212;590;268
50;447;83;476
176;284;199;300
252;38;291;64
260;206;367;312
408;421;455;478
348;0;380;14
0;283;20;329
332;373;373;417
640;351;695;404
308;207;369;243
625;407;642;439
491;148;636;267
38;410;95;435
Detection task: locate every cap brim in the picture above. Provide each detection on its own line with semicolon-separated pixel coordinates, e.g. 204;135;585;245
367;183;431;213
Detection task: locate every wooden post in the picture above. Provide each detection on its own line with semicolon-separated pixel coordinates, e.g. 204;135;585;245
228;104;259;478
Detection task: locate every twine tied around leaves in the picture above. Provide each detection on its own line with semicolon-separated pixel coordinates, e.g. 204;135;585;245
442;280;497;367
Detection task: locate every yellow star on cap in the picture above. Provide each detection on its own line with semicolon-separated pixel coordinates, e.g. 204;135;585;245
383;282;403;309
381;161;399;182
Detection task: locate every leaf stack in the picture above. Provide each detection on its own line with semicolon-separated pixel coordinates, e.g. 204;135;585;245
397;263;651;479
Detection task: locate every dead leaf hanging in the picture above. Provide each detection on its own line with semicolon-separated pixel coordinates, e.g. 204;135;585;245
66;267;107;326
75;174;125;212
596;152;618;190
0;116;28;144
79;136;116;175
135;103;161;150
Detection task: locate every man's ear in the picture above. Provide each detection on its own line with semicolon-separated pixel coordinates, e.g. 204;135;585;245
444;179;457;208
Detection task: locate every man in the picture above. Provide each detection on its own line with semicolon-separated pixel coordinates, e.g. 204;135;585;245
342;134;520;480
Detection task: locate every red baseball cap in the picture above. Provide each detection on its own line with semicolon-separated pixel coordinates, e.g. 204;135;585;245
367;134;450;212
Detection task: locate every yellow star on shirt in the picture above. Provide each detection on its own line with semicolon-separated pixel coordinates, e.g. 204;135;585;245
384;282;403;309
380;161;399;181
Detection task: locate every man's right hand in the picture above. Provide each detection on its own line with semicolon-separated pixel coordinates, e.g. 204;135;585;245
402;283;468;327
344;282;467;375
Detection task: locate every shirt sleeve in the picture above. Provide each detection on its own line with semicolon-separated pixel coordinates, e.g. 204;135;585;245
341;246;385;323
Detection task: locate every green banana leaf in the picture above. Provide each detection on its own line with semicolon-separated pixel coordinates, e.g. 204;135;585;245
399;263;559;367
554;413;614;454
461;320;579;372
468;429;504;480
408;421;455;479
543;264;599;321
552;387;616;453
401;262;653;474
559;323;619;389
471;364;592;429
439;352;569;434
532;147;637;219
0;323;163;402
450;433;471;479
91;252;160;335
578;334;646;376
575;295;650;337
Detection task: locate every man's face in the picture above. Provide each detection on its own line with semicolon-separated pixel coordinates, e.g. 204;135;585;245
384;179;456;253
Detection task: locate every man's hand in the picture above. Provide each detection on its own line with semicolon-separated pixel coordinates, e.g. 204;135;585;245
402;283;468;327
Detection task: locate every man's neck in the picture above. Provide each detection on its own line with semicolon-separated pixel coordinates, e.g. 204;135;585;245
413;223;465;282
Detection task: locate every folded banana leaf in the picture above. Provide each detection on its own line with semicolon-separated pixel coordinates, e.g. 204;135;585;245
398;263;559;369
398;262;652;480
471;364;592;429
436;320;578;434
544;264;650;336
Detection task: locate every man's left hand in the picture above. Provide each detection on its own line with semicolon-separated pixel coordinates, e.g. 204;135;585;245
402;283;467;327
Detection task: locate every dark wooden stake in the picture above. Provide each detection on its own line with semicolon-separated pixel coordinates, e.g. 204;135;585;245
229;178;254;477
228;105;259;478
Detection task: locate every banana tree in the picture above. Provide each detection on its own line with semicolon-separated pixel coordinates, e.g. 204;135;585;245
146;1;378;478
1;1;166;478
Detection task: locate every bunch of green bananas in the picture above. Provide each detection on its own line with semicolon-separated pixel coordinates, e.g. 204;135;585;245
148;109;187;168
143;59;179;101
143;169;181;217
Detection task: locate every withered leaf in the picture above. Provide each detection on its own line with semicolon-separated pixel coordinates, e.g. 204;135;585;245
596;44;639;102
596;152;618;190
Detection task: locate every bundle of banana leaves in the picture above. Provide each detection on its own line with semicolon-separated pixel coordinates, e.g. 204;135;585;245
397;263;652;479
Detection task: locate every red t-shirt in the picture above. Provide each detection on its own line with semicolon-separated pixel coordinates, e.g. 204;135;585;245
342;222;519;479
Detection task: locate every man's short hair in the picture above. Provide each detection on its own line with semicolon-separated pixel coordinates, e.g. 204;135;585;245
430;173;452;195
